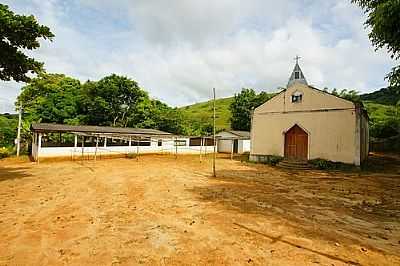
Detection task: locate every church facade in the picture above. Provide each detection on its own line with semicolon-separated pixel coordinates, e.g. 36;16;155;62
250;62;369;166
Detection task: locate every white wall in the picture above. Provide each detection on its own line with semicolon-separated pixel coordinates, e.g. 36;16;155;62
33;136;215;160
217;139;251;154
239;139;251;153
218;139;233;153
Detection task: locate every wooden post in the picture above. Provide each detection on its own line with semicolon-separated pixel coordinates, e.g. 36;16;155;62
81;136;84;163
200;137;203;162
37;133;42;164
231;139;234;160
212;88;216;177
175;137;178;159
16;106;22;157
72;134;78;161
136;137;140;161
94;136;99;162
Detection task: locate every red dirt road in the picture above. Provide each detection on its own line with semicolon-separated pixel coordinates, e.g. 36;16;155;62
0;154;399;265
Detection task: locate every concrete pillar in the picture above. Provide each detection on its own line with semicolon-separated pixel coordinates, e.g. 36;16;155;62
104;137;107;147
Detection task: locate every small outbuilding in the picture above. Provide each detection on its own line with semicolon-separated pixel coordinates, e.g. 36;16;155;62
250;61;369;166
216;130;250;154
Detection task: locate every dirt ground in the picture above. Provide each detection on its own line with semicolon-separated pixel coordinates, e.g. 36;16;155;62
0;153;399;266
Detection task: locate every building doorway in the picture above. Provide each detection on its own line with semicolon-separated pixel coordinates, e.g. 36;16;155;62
284;125;308;161
233;139;239;153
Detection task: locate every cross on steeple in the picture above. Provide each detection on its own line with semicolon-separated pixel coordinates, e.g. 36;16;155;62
294;55;301;64
287;56;307;87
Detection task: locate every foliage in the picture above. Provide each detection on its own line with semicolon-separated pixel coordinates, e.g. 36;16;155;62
180;97;234;132
0;147;9;159
15;73;212;142
364;102;400;138
0;114;17;148
126;153;137;159
0;4;54;82
309;158;356;171
230;88;275;131
267;155;283;166
79;74;146;127
329;88;361;103
360;86;400;105
17;73;82;125
352;0;400;87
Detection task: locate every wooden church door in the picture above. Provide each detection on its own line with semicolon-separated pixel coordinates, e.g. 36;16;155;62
284;125;308;161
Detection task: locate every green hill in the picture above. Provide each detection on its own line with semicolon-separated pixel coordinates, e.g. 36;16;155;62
360;86;400;105
179;97;234;130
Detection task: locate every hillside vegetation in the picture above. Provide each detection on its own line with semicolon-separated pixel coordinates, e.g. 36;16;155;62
361;87;400;105
180;97;234;131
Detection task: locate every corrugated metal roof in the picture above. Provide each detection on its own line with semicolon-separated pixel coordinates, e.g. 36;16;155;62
229;130;250;138
31;123;172;136
215;130;250;139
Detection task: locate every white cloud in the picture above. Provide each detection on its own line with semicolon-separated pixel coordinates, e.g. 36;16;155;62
0;0;398;113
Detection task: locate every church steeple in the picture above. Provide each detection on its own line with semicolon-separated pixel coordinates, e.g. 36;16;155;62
287;56;308;87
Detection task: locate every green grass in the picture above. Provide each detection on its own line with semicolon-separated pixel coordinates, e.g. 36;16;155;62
363;101;398;121
179;97;234;130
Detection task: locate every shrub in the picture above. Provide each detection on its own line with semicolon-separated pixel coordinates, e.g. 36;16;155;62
309;158;332;169
309;158;356;171
268;155;283;166
126;152;137;159
0;147;9;159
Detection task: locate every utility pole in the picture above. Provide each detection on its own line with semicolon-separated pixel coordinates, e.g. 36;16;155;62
212;88;216;177
16;106;22;157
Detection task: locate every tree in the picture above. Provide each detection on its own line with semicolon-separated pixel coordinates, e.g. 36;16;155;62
352;0;400;86
0;114;17;148
338;89;361;103
0;4;54;82
230;88;274;131
327;88;361;103
17;73;82;124
79;74;147;127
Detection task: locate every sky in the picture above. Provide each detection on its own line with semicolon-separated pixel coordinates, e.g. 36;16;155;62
0;0;398;113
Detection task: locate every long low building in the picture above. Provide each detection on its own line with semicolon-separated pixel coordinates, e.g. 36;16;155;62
31;123;215;161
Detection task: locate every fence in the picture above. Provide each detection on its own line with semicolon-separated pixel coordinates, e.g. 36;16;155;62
370;135;400;152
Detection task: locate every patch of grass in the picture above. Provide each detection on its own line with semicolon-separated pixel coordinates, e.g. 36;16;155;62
179;97;234;131
126;153;137;159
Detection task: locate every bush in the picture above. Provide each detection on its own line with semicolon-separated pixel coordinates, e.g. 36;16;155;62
309;158;332;169
0;147;9;159
126;152;137;159
309;158;356;171
268;155;283;166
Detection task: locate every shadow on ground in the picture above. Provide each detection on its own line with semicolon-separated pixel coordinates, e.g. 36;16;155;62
0;166;31;182
189;154;400;256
